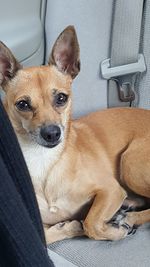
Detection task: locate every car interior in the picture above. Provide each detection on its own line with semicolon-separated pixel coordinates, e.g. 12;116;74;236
0;0;150;266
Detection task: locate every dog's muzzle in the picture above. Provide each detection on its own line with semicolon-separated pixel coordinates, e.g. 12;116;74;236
40;124;61;148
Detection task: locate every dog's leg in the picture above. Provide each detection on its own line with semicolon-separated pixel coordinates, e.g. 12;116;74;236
125;209;150;226
121;139;150;198
110;140;150;233
83;180;128;241
44;220;84;244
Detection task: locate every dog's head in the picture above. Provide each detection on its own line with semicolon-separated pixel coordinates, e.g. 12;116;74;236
0;26;80;148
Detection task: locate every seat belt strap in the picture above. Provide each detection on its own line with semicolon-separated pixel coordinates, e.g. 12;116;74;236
101;0;146;107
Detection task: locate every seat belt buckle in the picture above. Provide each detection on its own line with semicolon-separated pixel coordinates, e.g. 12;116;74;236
101;54;146;103
112;76;136;103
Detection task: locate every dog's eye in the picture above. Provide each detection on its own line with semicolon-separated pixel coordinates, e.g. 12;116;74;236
15;100;32;111
54;93;68;107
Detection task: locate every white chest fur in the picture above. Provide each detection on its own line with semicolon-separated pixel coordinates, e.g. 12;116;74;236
18;137;64;185
18;137;75;224
18;137;91;225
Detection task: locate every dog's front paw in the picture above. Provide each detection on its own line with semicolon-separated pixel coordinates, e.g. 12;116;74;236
56;220;84;236
45;220;84;244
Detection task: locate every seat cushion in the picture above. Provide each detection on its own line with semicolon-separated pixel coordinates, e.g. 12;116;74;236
48;223;150;267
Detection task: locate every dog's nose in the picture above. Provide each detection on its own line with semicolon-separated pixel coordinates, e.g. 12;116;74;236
40;125;61;144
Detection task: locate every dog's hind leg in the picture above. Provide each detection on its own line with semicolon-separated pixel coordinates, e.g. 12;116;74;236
111;208;150;235
121;138;150;198
113;139;150;233
125;209;150;226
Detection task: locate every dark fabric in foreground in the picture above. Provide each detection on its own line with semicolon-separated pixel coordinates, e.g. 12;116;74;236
0;99;54;266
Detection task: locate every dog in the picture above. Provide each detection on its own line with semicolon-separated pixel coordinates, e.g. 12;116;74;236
0;26;150;244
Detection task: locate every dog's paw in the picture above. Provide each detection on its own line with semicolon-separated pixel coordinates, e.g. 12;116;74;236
109;209;138;236
55;220;84;236
109;209;126;227
45;220;84;244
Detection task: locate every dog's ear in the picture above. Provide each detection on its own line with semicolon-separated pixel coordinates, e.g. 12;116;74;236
49;26;80;79
0;41;22;88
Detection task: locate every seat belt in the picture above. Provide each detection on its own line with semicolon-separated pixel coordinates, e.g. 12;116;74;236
101;0;146;108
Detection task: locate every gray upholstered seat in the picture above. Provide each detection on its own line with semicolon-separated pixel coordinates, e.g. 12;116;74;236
48;224;150;267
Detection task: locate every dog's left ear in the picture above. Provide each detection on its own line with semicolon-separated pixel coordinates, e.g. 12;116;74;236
0;41;22;88
49;26;80;79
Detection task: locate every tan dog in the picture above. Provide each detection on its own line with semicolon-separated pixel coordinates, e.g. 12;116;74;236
0;26;150;244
